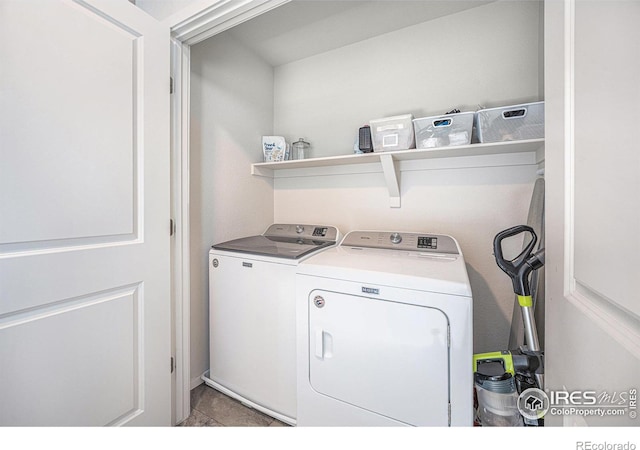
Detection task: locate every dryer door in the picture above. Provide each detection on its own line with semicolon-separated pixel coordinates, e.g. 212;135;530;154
308;290;450;426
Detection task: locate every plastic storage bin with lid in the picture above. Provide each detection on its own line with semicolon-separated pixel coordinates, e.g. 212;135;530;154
413;111;474;149
475;101;544;143
369;114;415;152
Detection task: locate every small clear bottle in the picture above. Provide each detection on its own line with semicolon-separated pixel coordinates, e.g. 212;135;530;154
292;138;310;160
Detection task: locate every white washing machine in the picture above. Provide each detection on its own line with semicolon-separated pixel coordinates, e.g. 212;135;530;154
296;230;473;426
204;224;340;425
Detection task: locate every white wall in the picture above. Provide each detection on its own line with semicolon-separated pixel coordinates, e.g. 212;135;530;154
190;33;275;385
134;0;197;20
272;1;543;353
274;160;539;354
274;0;543;157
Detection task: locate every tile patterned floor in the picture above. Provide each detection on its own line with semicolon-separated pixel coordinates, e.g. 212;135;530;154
178;383;289;427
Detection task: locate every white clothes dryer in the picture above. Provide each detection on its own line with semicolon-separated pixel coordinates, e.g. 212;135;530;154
204;224;340;426
296;230;473;426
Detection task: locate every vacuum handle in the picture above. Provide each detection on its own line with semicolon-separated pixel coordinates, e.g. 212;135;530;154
493;225;538;296
493;225;537;275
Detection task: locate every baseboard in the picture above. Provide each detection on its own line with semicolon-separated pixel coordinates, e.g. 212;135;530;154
190;371;206;390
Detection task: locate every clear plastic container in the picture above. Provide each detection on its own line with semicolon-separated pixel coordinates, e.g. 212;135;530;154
475;101;544;143
475;384;523;427
292;138;310;160
369;114;415;152
413;112;474;149
474;372;523;427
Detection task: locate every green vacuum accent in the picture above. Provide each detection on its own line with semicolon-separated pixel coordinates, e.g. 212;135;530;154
474;349;543;377
518;295;533;307
473;351;515;375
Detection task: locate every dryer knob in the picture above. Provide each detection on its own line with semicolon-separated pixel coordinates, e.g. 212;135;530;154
390;232;402;244
296;225;305;234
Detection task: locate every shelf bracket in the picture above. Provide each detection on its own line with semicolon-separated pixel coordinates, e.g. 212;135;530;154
379;153;401;208
251;165;274;178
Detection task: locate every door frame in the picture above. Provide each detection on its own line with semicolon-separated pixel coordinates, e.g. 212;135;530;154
166;0;290;424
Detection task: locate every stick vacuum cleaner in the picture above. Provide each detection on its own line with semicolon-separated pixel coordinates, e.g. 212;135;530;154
473;225;545;425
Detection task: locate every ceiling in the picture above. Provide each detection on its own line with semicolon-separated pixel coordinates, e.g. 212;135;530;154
224;1;495;67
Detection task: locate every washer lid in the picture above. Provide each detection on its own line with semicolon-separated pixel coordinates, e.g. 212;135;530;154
212;235;335;260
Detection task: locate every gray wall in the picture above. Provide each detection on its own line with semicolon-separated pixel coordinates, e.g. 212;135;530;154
272;0;543;354
273;1;542;156
190;33;275;386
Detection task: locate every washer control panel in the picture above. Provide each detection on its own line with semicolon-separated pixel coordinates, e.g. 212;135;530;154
417;236;438;250
265;224;338;241
341;231;459;254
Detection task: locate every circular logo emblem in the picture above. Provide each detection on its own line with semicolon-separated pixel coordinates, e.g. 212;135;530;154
517;388;550;420
314;296;325;308
212;258;219;268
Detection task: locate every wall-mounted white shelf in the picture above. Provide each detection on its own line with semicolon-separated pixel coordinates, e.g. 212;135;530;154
251;138;544;207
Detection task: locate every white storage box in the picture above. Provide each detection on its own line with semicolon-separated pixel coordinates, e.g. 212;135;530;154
476;101;544;143
413;112;474;149
369;114;415;152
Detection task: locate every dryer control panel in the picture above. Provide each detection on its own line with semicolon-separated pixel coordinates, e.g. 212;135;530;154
341;231;459;254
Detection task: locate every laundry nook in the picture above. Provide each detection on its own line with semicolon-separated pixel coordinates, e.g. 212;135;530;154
1;0;639;446
186;0;545;428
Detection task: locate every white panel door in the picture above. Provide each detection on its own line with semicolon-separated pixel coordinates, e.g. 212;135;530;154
545;0;640;426
0;0;170;426
308;290;450;426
